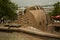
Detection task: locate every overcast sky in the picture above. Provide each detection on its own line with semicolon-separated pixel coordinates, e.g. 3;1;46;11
11;0;60;7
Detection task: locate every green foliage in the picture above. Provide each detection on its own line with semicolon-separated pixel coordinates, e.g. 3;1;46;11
0;0;18;20
52;2;60;16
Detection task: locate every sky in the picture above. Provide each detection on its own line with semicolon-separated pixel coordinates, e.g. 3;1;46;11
11;0;60;7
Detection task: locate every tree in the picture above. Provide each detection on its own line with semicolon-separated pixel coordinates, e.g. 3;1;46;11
52;2;60;16
0;0;18;21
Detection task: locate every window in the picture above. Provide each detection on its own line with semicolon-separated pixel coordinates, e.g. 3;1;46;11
54;26;60;32
40;22;42;25
24;9;27;13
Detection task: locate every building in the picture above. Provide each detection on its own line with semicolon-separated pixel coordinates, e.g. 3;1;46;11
42;5;54;14
13;5;60;34
14;6;47;31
